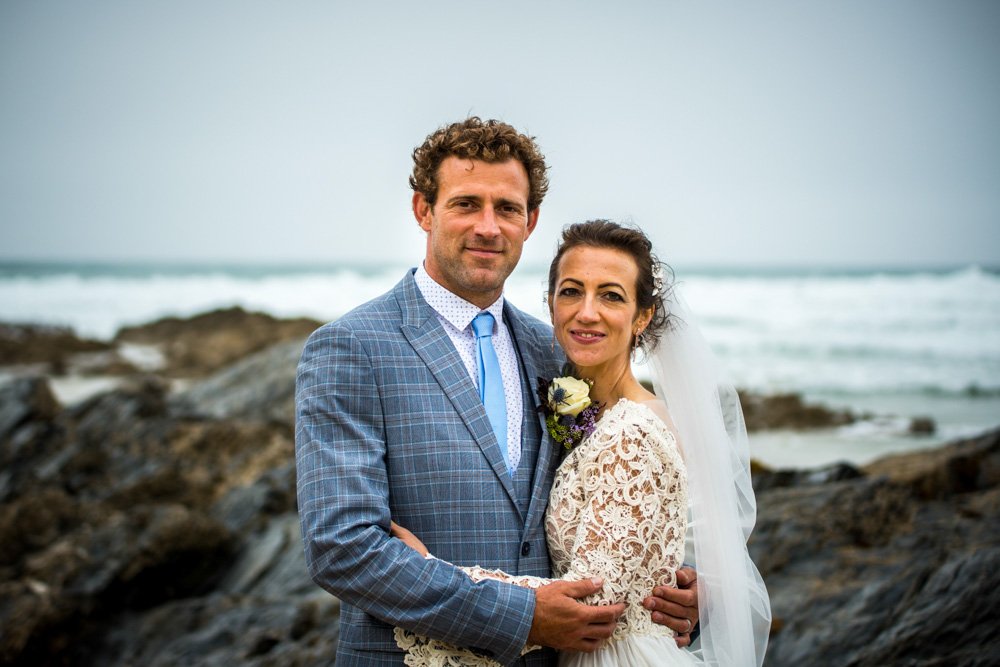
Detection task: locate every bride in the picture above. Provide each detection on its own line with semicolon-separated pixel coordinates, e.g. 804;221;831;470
392;220;771;666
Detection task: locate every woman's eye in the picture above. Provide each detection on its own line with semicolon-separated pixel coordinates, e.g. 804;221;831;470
558;287;580;297
603;291;625;302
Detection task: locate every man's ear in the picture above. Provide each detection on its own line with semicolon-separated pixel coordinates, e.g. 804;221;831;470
524;208;540;239
413;192;433;232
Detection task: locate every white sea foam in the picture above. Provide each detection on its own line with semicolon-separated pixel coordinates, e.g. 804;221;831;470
0;267;407;340
668;266;1000;395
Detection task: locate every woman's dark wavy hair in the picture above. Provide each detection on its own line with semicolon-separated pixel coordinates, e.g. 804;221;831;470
547;220;674;353
409;117;549;210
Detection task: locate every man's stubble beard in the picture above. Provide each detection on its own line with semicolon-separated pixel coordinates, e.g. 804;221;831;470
428;230;522;302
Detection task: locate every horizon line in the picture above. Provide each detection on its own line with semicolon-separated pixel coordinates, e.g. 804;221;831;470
0;256;997;276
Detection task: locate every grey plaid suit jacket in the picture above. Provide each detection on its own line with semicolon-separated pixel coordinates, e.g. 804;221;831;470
296;269;564;666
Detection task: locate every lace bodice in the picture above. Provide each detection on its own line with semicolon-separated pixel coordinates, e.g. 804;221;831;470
395;398;688;665
545;398;687;640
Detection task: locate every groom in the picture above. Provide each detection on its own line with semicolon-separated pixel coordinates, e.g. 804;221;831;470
296;117;698;666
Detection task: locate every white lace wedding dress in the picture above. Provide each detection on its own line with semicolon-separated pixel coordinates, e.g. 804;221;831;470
394;398;701;667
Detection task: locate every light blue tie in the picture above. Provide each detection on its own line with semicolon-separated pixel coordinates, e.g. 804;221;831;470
472;312;510;473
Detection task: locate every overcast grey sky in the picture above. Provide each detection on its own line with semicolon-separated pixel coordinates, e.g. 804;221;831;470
2;1;998;268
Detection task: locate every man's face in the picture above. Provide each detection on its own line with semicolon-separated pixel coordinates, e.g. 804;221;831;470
413;157;539;308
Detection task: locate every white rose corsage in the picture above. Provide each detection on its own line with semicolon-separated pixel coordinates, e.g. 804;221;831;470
536;373;602;451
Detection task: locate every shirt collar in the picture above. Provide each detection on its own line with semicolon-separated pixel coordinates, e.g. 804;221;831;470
415;263;506;333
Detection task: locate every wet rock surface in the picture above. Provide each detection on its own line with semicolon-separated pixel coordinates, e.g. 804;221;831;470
752;428;1000;666
0;324;113;374
114;307;320;378
739;390;856;432
0;373;316;665
1;310;998;665
170;338;306;425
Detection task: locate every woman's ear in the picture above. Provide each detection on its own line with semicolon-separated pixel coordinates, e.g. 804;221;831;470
637;305;654;332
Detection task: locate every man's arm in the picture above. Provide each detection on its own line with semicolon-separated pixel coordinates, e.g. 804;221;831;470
389;524;626;654
295;322;535;665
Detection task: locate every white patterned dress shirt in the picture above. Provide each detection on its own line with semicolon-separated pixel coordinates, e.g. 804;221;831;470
415;264;523;471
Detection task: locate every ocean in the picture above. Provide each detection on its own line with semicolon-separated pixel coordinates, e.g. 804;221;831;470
2;260;998;468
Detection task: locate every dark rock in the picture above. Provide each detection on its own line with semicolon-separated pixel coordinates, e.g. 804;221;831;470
908;415;936;435
0;371;304;666
171;337;306;426
0;377;66;503
646;384;856;433
112;505;234;607
752;461;863;493
114;307;319;378
756;428;1000;666
739;390;855;432
862;428;1000;499
752;476;917;577
846;547;1000;666
0;487;81;567
90;593;339;667
0;322;110;371
63;349;142;376
211;462;297;534
0;503;234;665
218;513;314;598
73;373;170;423
0;376;59;441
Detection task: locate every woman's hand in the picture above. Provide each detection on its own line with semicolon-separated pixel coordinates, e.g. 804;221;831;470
644;566;700;647
390;521;429;557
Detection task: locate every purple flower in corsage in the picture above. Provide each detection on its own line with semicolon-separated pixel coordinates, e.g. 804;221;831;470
536;375;602;451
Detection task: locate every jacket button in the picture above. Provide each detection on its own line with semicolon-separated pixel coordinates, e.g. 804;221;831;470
521;542;531;556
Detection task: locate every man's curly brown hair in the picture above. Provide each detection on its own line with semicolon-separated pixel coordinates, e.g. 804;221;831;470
409;117;549;210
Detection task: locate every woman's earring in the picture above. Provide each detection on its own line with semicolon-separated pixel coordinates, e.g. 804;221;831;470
631;329;645;360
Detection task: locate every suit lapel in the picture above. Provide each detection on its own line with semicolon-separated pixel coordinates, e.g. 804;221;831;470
504;303;559;531
396;274;519;509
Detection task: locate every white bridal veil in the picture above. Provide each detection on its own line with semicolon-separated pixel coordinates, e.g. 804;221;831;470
648;289;772;667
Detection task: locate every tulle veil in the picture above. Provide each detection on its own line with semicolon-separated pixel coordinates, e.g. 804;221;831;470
647;288;772;666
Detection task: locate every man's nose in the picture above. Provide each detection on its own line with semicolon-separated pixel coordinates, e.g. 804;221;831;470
473;207;501;237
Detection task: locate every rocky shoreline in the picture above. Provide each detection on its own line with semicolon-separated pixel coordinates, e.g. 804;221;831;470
1;308;997;666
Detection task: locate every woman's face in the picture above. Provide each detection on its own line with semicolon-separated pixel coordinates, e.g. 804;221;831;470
550;245;652;373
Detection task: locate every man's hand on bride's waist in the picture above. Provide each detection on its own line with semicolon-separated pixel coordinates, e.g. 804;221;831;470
528;578;625;653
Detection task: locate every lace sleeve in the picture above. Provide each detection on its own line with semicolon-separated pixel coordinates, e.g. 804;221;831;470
458;563;551;590
563;409;687;634
393;558;549;666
